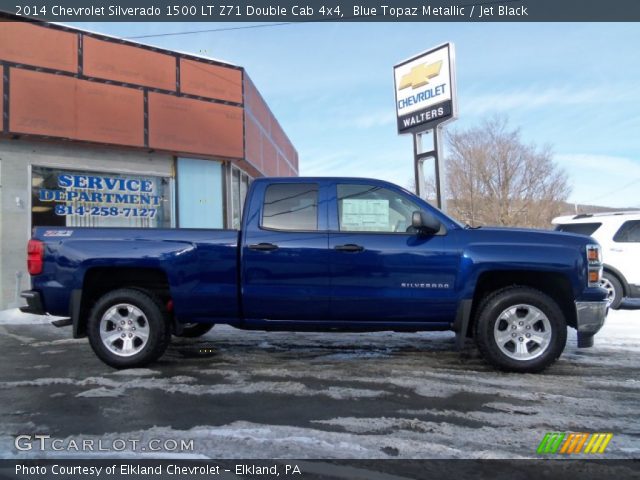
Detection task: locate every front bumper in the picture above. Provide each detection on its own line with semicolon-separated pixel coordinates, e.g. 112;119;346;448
575;300;608;348
20;290;46;315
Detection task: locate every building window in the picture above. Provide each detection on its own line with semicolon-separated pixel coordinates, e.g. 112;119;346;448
31;166;172;228
229;165;252;229
177;158;224;228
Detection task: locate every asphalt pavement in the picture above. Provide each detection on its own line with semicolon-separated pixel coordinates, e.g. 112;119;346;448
0;309;638;459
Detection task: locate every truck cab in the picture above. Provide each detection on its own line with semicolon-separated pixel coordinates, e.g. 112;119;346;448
240;178;460;326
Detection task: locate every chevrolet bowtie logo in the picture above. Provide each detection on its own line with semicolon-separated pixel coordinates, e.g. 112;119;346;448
399;61;443;90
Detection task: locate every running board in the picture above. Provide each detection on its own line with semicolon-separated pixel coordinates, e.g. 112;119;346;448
51;318;72;327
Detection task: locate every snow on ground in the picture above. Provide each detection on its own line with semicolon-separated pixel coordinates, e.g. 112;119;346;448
592;309;639;344
0;309;638;459
0;308;60;325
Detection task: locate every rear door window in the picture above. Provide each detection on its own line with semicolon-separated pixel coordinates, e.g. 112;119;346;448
262;183;319;231
613;220;640;243
554;223;601;236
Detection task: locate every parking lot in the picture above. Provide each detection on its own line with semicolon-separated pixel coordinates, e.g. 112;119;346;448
0;309;638;459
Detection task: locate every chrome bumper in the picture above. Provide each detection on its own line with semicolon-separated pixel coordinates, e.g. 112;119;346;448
575;301;608;348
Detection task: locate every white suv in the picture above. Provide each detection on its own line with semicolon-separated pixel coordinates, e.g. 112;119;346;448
552;212;640;309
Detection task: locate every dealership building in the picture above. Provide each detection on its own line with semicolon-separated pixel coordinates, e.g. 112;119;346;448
0;18;298;309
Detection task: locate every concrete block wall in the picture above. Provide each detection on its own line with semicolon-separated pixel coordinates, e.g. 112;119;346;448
0;139;173;309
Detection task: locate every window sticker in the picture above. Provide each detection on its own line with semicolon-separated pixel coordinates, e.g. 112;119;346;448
341;199;390;231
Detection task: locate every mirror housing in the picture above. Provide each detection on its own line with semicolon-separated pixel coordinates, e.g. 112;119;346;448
412;210;441;235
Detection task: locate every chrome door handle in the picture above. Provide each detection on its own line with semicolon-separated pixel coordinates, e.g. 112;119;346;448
248;243;279;251
334;244;364;252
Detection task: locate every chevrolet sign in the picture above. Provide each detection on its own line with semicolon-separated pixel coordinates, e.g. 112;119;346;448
394;43;457;134
398;61;443;90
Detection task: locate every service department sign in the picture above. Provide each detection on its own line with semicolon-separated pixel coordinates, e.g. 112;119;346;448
394;43;457;134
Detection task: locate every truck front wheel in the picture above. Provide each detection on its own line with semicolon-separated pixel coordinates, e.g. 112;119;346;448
474;287;567;373
87;288;171;369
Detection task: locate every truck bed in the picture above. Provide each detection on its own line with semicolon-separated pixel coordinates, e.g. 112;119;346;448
32;227;240;322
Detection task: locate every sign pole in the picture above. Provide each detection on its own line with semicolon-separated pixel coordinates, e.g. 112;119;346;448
412;127;447;212
434;125;446;212
412;132;422;199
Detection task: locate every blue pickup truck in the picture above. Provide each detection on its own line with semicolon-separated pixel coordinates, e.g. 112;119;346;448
22;177;608;372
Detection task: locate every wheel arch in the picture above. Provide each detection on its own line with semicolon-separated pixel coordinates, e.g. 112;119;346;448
602;264;629;297
73;267;171;338
466;270;576;338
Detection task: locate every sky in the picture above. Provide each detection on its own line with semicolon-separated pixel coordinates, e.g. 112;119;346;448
72;21;640;208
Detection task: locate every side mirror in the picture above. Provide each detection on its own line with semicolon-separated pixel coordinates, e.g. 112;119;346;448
411;210;440;235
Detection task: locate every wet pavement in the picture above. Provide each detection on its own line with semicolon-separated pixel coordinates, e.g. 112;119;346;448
0;310;638;459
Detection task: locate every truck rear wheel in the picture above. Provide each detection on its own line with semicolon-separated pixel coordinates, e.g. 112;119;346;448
474;287;567;373
87;288;171;369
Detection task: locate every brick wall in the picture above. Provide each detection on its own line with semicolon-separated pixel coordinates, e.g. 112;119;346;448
0;19;298;177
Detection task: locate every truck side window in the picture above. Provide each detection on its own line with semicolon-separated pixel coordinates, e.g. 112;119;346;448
262;183;319;231
337;184;420;233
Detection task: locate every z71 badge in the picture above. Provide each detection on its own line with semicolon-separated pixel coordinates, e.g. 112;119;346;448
43;230;73;237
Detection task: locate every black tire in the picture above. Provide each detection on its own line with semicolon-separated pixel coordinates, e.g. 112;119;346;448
601;272;623;310
175;323;214;338
474;286;567;373
87;288;171;369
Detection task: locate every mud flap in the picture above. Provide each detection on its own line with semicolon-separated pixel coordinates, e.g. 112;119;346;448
577;332;594;348
70;289;84;338
454;299;472;350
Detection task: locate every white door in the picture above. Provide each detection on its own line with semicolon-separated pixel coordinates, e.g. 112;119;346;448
608;220;640;285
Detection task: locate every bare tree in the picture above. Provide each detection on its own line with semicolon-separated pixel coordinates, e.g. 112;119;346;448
444;116;570;228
